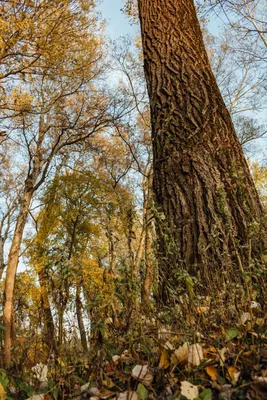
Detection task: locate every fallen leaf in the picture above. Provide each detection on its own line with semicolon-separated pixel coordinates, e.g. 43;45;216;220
199;388;212;400
227;366;241;384
196;306;209;314
253;374;267;385
188;343;204;367
159;348;170;369
205;365;218;381
0;384;6;400
171;342;189;365
112;355;120;364
225;327;239;341
203;347;217;358
180;381;199;399
102;377;115;389
218;347;228;366
99;388;115;399
132;365;153;386
240;312;251;325
137;383;148;400
117;391;139;400
164;340;174;350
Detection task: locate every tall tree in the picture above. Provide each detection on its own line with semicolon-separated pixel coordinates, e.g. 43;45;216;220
137;0;266;303
0;0;110;366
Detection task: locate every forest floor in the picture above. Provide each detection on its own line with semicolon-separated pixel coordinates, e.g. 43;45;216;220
1;301;266;400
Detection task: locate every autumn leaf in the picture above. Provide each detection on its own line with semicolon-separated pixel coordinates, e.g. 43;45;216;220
227;366;241;384
180;381;199;400
159;348;170;369
205;365;218;381
132;365;153;386
0;383;6;400
188;343;204;367
171;342;189;365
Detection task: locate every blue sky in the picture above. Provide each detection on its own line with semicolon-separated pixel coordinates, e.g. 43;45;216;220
97;0;134;38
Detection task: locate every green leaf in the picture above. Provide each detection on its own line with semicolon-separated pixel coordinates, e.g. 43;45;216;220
226;327;239;341
199;388;212;400
137;383;148;400
0;369;8;388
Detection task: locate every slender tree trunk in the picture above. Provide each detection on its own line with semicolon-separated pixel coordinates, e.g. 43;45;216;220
0;236;4;280
76;284;88;352
106;225;116;275
3;186;33;365
138;0;265;304
38;268;55;355
141;170;154;308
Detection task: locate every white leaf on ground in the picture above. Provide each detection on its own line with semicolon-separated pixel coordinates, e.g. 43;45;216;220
118;391;139;400
164;340;174;350
180;381;199;399
218;347;227;366
188;343;203;367
251;301;260;309
172;342;189;364
132;365;153;386
112;355;121;364
26;395;45;400
240;312;251;325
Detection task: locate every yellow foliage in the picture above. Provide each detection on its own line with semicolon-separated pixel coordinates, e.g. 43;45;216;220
249;160;267;206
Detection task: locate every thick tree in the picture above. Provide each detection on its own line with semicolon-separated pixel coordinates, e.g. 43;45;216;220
137;0;266;303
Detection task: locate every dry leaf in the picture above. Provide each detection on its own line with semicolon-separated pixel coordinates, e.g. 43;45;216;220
180;381;199;399
188;343;204;367
0;384;6;400
218;347;227;366
102;377;115;389
227;366;241;384
240;312;251;325
203;347;217;357
171;342;189;365
205;365;218;381
196;306;209;314
159;348;170;369
164;340;174;350
132;365;153;386
112;355;120;364
117;391;139;400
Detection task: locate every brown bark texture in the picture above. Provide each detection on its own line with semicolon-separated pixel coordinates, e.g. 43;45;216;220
138;0;266;303
3;187;33;365
38;268;55;354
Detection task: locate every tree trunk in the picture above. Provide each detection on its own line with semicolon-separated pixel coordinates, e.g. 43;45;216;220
76;284;88;352
0;236;4;280
38;267;55;355
141;170;154;308
3;186;33;365
137;0;265;304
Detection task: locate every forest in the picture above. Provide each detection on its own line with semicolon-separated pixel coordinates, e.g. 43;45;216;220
0;0;266;399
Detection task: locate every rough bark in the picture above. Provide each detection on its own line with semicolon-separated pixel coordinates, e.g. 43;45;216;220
38;267;55;355
0;236;4;280
141;170;154;308
3;186;33;365
76;284;88;352
138;0;266;303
